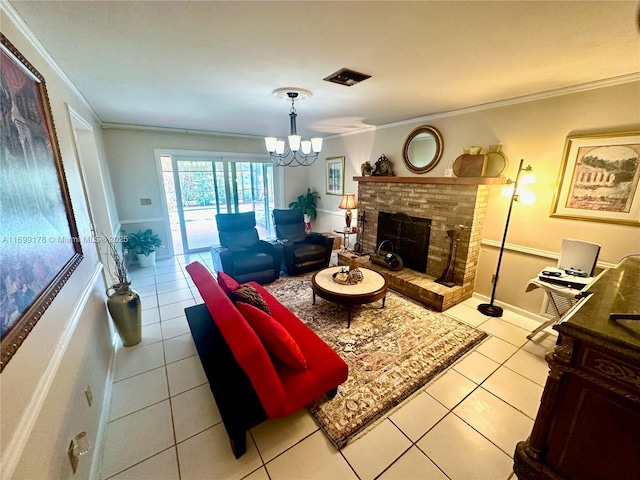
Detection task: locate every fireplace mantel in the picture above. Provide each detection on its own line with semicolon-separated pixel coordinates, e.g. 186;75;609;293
354;176;505;185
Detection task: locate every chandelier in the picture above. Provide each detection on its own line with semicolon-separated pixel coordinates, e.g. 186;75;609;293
264;88;323;167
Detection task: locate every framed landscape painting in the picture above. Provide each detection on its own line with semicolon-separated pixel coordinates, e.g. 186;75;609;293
326;156;345;196
551;130;640;226
0;34;83;372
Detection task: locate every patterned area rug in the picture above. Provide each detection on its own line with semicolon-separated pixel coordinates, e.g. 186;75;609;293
264;274;487;448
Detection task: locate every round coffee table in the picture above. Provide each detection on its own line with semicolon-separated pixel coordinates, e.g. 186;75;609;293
311;266;388;328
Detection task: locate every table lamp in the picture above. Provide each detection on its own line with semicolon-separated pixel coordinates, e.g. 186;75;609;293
339;193;358;231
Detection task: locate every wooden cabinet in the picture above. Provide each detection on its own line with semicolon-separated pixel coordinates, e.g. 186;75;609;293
514;258;640;480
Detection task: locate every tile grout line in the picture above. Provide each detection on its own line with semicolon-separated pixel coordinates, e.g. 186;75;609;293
391;327;540;474
117;265;553;480
381;419;452;480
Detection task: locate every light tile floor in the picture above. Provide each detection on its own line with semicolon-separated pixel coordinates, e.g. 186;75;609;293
100;255;558;480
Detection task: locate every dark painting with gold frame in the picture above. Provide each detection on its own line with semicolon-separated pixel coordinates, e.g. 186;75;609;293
0;34;83;372
551;130;640;226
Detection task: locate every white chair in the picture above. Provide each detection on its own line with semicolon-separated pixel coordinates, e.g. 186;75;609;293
527;239;601;339
556;239;601;277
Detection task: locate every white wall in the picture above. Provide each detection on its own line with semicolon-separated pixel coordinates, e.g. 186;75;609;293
102;127;309;254
314;81;640;313
1;7;117;479
3;2;635;477
103;82;639;316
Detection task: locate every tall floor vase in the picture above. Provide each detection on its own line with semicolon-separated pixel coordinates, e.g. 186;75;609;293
106;283;142;346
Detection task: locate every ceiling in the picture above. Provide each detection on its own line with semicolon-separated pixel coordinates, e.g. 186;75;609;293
8;1;640;140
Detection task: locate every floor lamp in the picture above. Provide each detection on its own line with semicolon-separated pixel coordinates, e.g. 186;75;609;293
478;159;535;317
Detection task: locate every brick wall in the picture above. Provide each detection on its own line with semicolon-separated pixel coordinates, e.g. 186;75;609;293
356;180;490;299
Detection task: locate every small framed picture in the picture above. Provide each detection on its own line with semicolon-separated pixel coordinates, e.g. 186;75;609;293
326;156;345;196
551;130;640;226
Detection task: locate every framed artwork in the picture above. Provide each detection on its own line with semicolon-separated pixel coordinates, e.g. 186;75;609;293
551;130;640;226
326;156;345;195
1;34;83;372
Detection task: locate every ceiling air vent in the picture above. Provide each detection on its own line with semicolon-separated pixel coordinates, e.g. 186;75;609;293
323;68;371;87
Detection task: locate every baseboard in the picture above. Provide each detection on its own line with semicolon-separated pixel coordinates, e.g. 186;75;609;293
472;292;548;323
89;332;119;480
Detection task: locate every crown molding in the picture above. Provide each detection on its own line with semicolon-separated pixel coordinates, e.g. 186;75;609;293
1;0;101;124
4;0;636;142
328;73;640;140
111;72;640;141
101;122;263;139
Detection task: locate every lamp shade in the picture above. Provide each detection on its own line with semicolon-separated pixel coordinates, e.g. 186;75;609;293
520;168;536;185
288;134;301;152
311;137;323;153
339;194;357;210
264;137;278;153
519;190;537;205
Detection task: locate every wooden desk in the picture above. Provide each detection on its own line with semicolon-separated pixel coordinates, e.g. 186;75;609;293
514;257;640;480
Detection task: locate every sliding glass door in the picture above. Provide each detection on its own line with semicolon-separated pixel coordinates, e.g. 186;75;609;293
229;161;274;238
161;155;275;253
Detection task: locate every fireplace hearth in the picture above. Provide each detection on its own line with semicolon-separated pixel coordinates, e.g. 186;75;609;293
353;176;501;310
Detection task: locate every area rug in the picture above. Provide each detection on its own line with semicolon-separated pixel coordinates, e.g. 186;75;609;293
263;274;487;448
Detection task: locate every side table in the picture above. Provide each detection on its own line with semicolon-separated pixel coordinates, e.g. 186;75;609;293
333;229;355;251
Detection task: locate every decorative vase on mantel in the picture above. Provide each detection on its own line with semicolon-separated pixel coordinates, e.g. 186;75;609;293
106;283;142;347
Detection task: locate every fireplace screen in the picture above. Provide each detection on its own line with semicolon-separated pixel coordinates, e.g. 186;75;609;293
376;212;431;272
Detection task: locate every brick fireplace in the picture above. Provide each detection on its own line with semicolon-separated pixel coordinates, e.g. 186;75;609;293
341;176;503;311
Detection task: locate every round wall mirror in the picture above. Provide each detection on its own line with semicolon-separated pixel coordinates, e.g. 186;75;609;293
402;125;443;173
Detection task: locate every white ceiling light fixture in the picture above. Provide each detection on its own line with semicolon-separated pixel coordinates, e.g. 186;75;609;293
264;88;323;167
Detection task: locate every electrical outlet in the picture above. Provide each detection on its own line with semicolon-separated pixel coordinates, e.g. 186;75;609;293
85;385;92;407
139;198;152;205
68;432;90;475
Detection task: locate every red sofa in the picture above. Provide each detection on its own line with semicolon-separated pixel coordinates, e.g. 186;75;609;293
184;261;348;458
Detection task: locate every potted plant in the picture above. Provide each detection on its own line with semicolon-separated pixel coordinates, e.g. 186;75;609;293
289;188;320;232
289;188;320;221
123;229;164;268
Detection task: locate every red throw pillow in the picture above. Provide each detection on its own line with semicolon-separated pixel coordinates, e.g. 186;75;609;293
236;302;307;372
233;285;271;314
217;271;240;296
